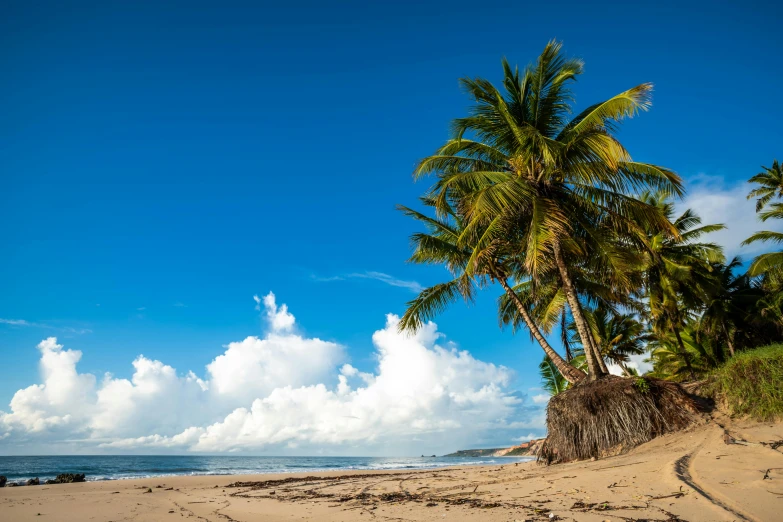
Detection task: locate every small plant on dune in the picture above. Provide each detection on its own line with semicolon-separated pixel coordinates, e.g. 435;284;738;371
633;376;650;394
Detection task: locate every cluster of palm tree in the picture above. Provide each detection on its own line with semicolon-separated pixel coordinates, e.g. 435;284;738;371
398;41;783;392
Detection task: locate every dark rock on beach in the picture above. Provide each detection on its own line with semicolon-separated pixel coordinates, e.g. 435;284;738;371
54;473;86;483
26;477;40;486
0;475;6;487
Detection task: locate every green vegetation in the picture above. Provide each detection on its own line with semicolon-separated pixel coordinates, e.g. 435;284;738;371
399;42;783;462
397;40;782;388
396;41;783;461
709;344;783;421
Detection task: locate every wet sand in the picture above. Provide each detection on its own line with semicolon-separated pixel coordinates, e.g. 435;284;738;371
2;417;782;521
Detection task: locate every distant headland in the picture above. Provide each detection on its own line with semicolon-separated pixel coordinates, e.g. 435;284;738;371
443;438;544;458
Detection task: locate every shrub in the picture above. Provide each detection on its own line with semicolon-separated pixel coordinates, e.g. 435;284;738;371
709;343;783;421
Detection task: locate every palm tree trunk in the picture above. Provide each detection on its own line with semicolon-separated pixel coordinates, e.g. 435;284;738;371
552;240;607;380
497;277;585;384
588;334;610;374
722;323;735;358
560;311;573;363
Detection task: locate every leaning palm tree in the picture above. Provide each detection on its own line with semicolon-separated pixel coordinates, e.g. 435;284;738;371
413;41;682;379
398;196;585;384
747;160;783;212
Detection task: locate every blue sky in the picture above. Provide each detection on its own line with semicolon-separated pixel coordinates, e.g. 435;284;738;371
1;1;782;454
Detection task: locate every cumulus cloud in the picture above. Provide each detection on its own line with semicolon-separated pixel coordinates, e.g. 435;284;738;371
0;293;540;455
678;175;783;259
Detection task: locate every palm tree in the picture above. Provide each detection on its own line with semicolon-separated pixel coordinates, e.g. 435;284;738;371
697;258;759;358
412;41;682;380
582;305;649;375
747;160;783;212
539;356;568;395
639;193;725;379
646;326;719;381
744;159;783;277
397;197;585;384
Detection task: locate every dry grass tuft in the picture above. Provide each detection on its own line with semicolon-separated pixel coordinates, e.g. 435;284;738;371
539;376;698;464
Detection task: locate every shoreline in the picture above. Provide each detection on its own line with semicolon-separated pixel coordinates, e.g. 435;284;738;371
0;456;535;485
2;418;782;521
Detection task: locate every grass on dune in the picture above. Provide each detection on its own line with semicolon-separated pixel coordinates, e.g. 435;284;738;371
709;343;783;421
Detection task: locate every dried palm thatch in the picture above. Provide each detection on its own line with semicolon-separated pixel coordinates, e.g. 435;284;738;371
539;376;698;464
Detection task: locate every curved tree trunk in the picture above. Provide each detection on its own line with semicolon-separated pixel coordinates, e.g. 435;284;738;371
497;277;585;384
552;240;608;380
590;335;610;374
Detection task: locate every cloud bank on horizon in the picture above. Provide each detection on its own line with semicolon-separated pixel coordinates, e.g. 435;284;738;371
0;293;541;455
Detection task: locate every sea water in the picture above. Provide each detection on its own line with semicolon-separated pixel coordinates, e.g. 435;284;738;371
0;455;533;483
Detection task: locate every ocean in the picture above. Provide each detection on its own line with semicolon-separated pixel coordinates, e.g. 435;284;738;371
0;455;533;483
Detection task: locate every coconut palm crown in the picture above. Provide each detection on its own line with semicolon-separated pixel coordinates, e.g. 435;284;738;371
411;40;683;379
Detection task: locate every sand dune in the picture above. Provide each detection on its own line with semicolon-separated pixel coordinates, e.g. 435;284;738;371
2;417;782;521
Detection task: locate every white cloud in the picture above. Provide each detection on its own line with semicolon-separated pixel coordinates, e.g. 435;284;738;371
678;175;783;259
314;272;424;293
0;319;91;334
0;318;32;326
0;294;538;455
531;393;550;404
607;352;654;376
261;292;295;332
1;338;96;435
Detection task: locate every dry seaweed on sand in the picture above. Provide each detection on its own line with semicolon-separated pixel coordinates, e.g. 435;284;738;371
539;376;699;464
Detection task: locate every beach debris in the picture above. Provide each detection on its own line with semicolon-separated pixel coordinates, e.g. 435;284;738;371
144;487;152;493
648;486;687;500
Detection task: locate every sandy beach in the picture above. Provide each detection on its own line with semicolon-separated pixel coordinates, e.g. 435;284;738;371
2;417;782;522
